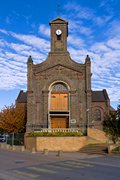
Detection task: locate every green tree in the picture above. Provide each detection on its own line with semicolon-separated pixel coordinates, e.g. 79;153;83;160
103;105;120;144
117;104;120;120
0;104;26;133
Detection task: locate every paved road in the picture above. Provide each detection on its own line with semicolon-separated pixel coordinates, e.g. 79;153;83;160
0;149;120;180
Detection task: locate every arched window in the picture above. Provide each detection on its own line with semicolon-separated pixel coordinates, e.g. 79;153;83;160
50;82;69;111
51;83;68;92
94;109;101;121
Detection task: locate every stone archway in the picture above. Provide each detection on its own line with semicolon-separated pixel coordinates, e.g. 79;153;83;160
48;82;70;128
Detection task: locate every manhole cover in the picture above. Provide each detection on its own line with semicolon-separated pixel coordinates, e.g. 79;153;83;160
15;160;24;164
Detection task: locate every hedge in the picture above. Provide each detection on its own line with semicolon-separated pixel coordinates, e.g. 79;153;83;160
28;131;83;137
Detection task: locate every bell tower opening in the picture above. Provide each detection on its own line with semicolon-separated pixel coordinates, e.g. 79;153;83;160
48;82;70;128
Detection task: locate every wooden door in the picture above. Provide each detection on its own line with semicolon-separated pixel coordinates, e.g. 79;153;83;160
51;117;69;128
59;94;68;110
50;93;68;111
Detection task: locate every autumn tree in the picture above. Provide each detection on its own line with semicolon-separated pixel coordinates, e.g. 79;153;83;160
0;104;27;133
103;104;120;144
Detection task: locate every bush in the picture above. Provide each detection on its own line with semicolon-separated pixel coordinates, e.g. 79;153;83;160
28;131;83;137
112;146;120;152
7;133;24;145
103;108;120;144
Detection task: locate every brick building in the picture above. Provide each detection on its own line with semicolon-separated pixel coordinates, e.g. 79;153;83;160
16;17;110;132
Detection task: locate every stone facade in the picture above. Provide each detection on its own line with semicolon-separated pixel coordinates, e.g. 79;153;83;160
16;17;111;133
26;17;92;133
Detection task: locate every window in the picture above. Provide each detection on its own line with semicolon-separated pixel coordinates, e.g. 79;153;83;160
94;109;101;121
52;83;67;92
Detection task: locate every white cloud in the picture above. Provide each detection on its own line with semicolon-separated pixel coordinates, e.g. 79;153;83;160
10;43;32;52
64;2;112;27
38;24;50;37
64;2;94;20
68;35;85;48
0;29;9;35
0;1;120;107
107;38;120;49
91;43;112;53
0;27;52;91
10;32;50;52
107;20;120;38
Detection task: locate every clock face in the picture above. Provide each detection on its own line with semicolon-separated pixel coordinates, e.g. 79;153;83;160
56;29;62;35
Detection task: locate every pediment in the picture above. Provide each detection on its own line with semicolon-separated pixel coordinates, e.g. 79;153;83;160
34;64;83;75
50;17;68;24
34;64;83;81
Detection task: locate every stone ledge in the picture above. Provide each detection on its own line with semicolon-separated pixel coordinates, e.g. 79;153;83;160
24;136;88;152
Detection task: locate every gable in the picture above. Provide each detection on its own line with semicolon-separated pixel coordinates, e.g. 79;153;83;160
50;17;68;24
16;91;27;103
34;64;83;81
34;63;83;75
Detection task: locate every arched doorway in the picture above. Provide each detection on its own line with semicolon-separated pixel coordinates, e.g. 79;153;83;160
49;82;70;128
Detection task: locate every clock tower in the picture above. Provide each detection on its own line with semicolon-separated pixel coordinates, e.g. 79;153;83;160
49;17;68;52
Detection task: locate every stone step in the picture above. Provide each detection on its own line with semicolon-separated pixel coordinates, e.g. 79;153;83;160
80;144;108;155
86;137;103;145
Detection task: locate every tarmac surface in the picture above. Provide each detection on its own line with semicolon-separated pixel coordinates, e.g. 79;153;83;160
0;148;120;180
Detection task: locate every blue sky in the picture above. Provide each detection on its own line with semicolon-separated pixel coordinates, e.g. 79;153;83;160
0;0;120;110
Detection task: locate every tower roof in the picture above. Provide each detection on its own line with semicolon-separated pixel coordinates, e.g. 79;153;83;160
49;17;68;25
16;90;27;103
92;89;109;102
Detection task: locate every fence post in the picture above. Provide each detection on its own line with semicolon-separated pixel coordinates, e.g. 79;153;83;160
6;135;8;144
56;150;62;157
12;132;14;146
12;145;16;150
21;146;25;152
31;147;36;153
43;149;48;155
